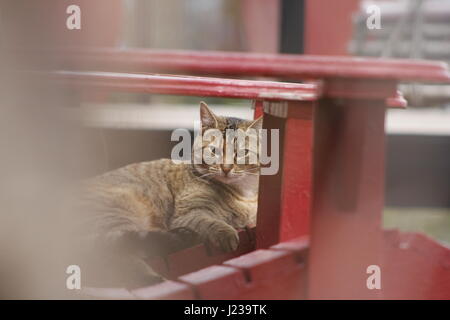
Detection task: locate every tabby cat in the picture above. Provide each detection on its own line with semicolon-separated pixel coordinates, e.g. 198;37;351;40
76;102;262;288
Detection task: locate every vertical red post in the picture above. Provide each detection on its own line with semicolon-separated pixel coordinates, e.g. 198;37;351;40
256;100;315;248
304;0;359;55
308;96;387;299
280;103;314;241
253;100;264;119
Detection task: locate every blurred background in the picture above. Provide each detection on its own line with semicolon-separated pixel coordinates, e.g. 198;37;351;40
0;0;448;298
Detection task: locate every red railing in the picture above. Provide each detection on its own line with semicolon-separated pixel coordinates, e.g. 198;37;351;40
49;47;450;82
50;70;319;101
48;48;450;300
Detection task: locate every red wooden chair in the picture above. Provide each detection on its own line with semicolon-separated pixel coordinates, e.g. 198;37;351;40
50;49;450;299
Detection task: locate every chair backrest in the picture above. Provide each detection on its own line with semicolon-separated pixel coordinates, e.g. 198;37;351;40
45;49;450;299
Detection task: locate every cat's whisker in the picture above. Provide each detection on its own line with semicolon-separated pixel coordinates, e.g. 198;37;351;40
195;172;217;180
245;170;260;174
80;102;260;287
243;169;260;173
242;166;260;171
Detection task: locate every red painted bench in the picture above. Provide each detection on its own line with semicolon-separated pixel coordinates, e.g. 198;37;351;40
50;49;450;299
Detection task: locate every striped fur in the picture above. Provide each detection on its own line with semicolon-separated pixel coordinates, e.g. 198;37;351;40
78;103;261;287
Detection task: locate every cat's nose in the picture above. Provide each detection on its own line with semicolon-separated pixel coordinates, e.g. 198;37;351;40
221;165;233;176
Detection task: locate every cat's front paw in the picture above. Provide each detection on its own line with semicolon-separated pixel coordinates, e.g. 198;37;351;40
207;224;239;253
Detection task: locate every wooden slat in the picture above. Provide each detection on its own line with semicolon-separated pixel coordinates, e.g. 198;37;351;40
308;96;386;299
47;71;319;101
46;47;450;83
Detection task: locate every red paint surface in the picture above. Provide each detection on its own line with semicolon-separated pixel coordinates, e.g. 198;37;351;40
157;228;256;279
256;101;314;248
81;232;449;300
271;236;309;262
309;98;386;299
52;48;450;299
382;230;450;300
125;237;309;301
131;281;195;300
324;78;398;100
304;0;360;55
386;91;408;109
256;113;287;247
253;100;264;119
241;0;280;53
179;265;248;300
224;249;306;299
280;103;314;241
47;47;450;83
50;71;319;101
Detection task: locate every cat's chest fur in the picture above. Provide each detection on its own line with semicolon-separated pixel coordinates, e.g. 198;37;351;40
84;159;258;236
172;171;258;230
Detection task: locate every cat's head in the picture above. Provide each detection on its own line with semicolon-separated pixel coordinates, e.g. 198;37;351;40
192;102;262;184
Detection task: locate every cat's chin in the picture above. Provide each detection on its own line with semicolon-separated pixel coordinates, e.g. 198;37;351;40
213;174;259;198
213;173;255;185
213;175;234;183
212;174;241;184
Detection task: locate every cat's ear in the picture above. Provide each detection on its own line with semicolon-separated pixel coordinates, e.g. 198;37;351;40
200;101;218;128
248;116;263;131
